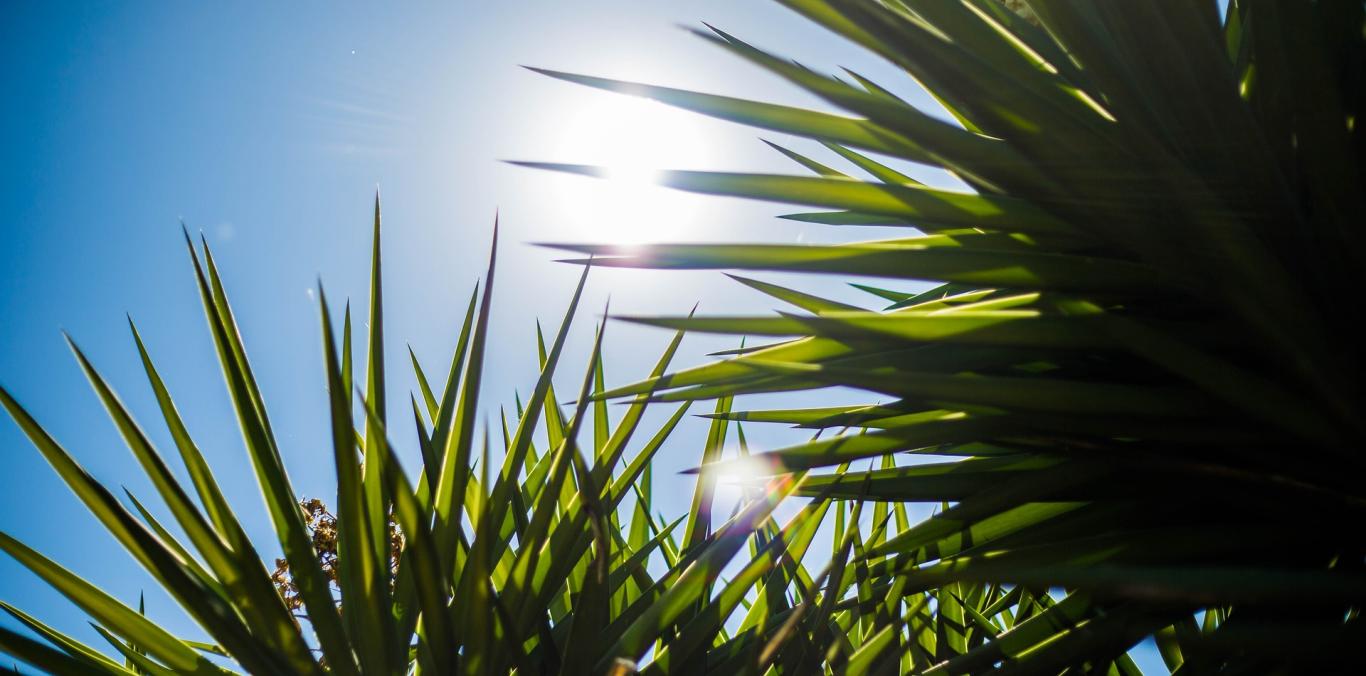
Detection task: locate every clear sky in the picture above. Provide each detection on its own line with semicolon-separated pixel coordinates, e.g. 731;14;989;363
1;2;1163;671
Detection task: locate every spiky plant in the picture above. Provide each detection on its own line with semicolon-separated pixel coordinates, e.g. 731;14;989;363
0;202;884;674
521;1;1366;672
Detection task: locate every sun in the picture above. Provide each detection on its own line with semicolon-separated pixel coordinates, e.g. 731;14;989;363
710;453;778;506
551;95;711;243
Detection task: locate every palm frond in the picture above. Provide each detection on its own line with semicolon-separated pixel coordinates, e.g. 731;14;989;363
523;0;1366;672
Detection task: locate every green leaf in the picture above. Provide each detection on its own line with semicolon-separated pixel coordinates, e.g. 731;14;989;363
0;534;222;675
544;241;1177;294
525;68;933;162
361;194;394;619
184;233;353;675
317;286;390;673
595;472;809;670
356;406;457;676
0;625;120;676
0;601;128;674
68;336;316;672
521;165;1079;236
723;274;861;314
433;222;499;586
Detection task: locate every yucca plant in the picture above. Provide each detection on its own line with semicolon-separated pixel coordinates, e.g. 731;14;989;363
0;202;896;674
519;0;1366;672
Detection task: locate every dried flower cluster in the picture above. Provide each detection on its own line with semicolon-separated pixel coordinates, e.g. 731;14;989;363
270;498;403;617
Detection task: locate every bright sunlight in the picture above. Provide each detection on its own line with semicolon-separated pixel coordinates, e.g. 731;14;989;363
551;95;711;243
710;452;777;507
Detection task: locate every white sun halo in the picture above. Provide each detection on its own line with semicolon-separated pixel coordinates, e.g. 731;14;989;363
710;453;780;507
552;95;710;243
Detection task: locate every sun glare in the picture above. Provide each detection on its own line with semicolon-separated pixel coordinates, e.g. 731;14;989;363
711;453;777;506
552;95;711;243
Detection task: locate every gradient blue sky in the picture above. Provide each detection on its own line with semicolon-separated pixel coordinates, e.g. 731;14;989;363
1;2;1164;671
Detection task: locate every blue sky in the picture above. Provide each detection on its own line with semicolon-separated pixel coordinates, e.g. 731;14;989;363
1;2;1165;671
